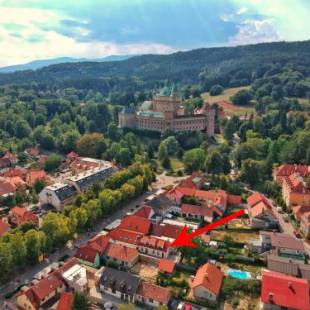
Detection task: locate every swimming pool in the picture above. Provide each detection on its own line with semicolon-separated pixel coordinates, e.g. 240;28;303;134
228;269;251;280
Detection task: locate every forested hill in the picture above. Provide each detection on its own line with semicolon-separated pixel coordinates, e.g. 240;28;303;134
0;40;309;94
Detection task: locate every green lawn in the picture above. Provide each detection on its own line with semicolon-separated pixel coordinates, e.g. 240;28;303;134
202;86;255;117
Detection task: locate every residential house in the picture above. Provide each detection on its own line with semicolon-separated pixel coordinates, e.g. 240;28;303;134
0;219;10;237
25;169;49;186
292;204;310;220
10;207;39;227
133;206;155;220
108;228;143;248
0;167;26;179
39;183;77;211
274;164;310;185
261;270;310;310
158;258;176;274
1;302;18;310
56;292;73;310
104;243;139;268
191;263;224;303
136;282;171;308
181;203;213;222
16;275;65;310
137;235;171;258
282;173;310;208
267;254;310;282
151;223;182;240
62;264;88;293
69;156;106;173
99;267;140;303
75;244;101;268
179;172;206;189
0;180;16;197
247;193;277;229
300;212;310;238
118;215;151;234
25;147;39;159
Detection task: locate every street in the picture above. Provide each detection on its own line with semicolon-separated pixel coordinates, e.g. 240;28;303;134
0;174;184;304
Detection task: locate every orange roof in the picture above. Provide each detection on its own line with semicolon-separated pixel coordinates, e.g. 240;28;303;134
158;259;176;274
134;206;154;218
292;205;310;220
191;263;224;295
151;223;182;239
247;192;271;208
67;151;78;158
88;235;110;254
108;228;143;245
119;215;151;234
137;282;171;305
11;207;38;226
105;243;139;262
1;167;26;178
56;292;73;310
138;235;170;251
179;172;205;189
0;219;9;237
250;201;273;218
27;169;48;184
275;164;309;178
76;244;99;263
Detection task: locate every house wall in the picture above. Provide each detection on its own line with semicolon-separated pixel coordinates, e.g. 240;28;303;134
193;285;217;303
105;255;139;268
39;189;62;210
136;294;163;308
99;285;134;302
138;245;168;258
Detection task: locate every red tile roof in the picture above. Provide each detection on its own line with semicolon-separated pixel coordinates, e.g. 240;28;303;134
88;234;110;254
56;292;73;310
274;164;310;178
26;169;48;185
119;215;151;234
247;192;271;208
270;233;305;252
261;270;310;310
250;201;273;218
0;219;9;237
133;206;154;219
138;235;170;251
191;263;224;296
11;207;39;226
105;243;139;263
28;275;63;304
108;228;143;245
158;258;176;274
137;282;171;305
1;167;26;178
76;244;99;263
67;151;78;158
151;223;182;239
181;203;213;218
179;172;205;189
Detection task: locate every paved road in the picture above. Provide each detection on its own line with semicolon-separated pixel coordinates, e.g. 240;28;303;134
0;174;184;303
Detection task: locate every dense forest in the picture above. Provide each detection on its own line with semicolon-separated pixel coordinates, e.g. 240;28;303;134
0;40;309;97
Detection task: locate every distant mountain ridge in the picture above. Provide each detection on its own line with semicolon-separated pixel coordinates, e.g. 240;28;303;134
0;55;133;73
0;40;309;95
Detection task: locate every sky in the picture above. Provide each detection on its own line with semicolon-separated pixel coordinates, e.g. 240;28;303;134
0;0;309;66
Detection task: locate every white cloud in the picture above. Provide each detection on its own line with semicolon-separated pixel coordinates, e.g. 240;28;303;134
236;7;248;15
0;7;175;66
228;18;281;45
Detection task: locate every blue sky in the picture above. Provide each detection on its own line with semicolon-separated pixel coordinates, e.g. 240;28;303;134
0;0;309;66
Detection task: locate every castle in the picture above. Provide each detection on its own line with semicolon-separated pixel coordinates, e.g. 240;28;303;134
118;85;215;136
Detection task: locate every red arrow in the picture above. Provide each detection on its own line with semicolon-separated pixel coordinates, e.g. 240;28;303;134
170;209;246;248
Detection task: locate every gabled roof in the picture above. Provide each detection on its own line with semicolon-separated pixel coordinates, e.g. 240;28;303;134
133;206;154;219
274;164;310;178
191;263;224;296
108;228;143;245
151;223;182;239
137;282;171;305
250;201;274;218
181;203;213;218
119;215;151;234
0;219;9;237
11;207;38;225
27;169;48;184
261;270;310;310
158;259;176;274
292;205;310;220
56;292;73;310
138;235;170;251
270;233;305;252
0;181;16;196
247;192;271;208
88;234;110;254
105;243;139;262
75;244;99;263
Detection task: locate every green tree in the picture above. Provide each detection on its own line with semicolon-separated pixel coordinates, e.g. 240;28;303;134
9;232;26;267
117;148;133;166
44;153;62;172
205;150;225;174
0;243;12;283
209;84;224;96
24;229;44;264
231;89;253;106
73;293;90;310
76;133;107;158
183;148;205;173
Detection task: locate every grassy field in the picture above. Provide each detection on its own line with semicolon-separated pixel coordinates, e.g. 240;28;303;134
170;157;184;171
202;86;255;117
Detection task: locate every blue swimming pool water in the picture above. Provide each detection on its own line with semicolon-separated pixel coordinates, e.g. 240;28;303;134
228;269;251;280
